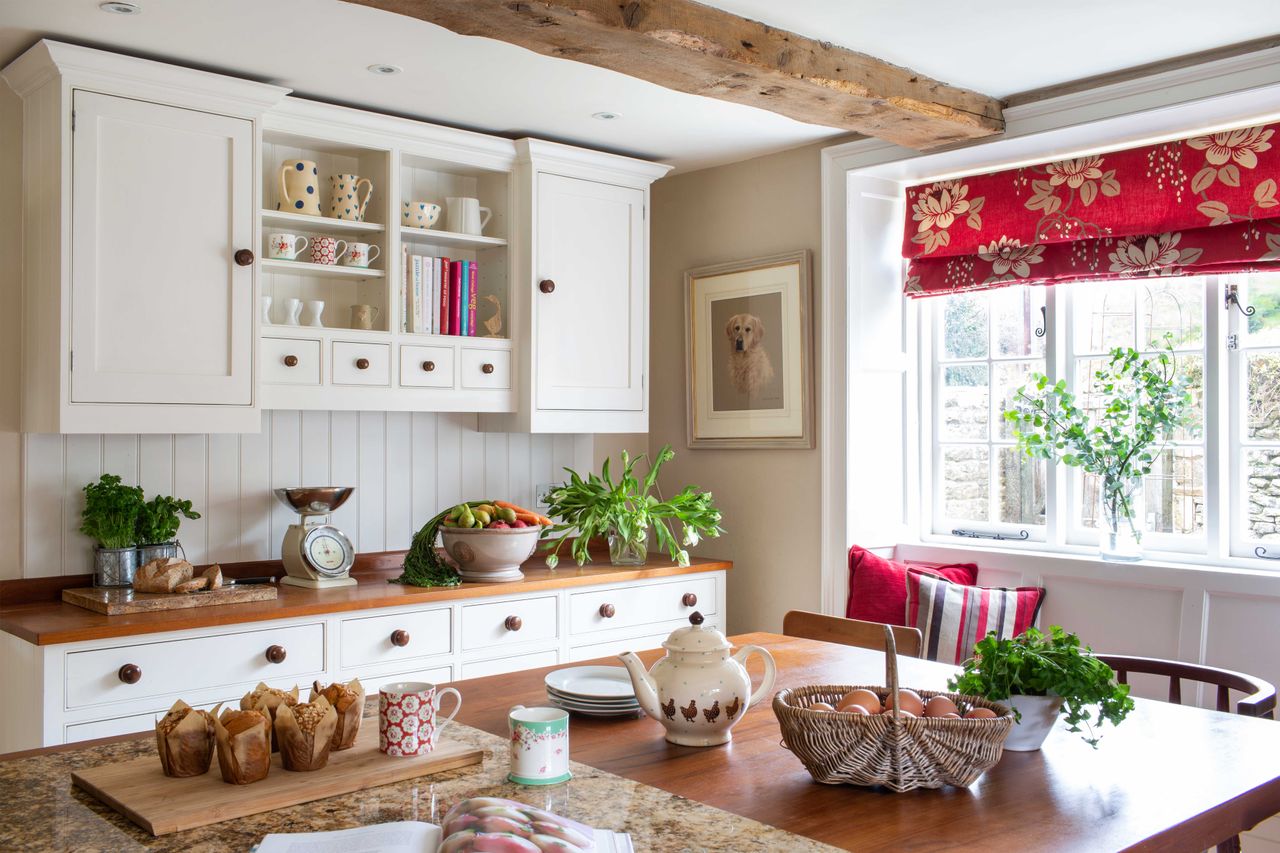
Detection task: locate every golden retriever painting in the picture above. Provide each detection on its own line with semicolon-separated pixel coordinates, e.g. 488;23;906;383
725;313;775;396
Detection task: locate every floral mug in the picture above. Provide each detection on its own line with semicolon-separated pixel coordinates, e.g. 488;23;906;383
379;681;461;757
508;705;571;785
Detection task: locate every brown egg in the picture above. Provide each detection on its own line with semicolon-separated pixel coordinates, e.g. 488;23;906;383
808;702;836;712
841;704;871;715
894;689;925;717
839;689;882;715
923;696;959;718
889;709;916;718
941;712;962;719
964;707;998;719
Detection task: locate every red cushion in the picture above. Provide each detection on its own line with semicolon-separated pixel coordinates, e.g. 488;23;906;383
904;568;1046;664
845;545;978;626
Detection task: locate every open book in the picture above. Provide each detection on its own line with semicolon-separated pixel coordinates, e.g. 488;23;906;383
256;798;633;853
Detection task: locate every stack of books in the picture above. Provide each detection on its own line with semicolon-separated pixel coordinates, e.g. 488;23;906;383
400;247;479;335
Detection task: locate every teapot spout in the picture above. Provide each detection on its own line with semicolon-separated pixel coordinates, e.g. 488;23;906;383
617;651;662;720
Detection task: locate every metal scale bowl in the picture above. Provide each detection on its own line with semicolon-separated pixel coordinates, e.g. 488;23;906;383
273;487;357;589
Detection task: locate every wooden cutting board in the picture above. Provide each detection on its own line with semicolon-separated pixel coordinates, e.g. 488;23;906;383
72;722;485;836
63;583;278;615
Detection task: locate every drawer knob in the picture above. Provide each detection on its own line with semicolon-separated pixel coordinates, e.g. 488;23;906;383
539;279;556;294
682;593;698;607
505;615;523;632
355;357;370;370
482;363;495;375
283;354;299;367
265;644;287;664
390;629;411;647
234;248;255;266
118;664;142;684
422;360;435;372
599;603;616;619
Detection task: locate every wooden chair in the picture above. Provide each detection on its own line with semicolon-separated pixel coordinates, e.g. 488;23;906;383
783;611;924;658
1095;654;1277;853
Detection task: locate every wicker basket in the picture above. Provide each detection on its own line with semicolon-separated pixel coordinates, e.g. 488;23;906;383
773;627;1013;791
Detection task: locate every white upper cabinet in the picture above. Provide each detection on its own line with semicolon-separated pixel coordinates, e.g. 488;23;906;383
70;91;254;407
534;173;645;413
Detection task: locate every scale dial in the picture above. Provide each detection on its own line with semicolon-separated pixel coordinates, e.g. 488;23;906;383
301;525;355;578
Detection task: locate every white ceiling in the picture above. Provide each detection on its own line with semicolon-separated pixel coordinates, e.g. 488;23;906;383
0;0;1277;173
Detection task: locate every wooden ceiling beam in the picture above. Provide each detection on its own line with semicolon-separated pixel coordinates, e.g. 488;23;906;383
342;0;1005;150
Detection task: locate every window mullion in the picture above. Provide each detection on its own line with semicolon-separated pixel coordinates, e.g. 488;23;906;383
1204;276;1228;560
1045;284;1066;548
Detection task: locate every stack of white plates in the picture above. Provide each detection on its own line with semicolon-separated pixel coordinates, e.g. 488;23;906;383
545;666;643;717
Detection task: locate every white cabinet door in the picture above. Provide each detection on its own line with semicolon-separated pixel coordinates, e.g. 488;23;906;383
534;173;644;411
70;90;254;405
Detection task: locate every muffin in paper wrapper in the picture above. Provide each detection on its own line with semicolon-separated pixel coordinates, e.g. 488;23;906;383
310;678;365;751
275;695;338;772
213;708;271;785
154;699;216;778
240;682;299;751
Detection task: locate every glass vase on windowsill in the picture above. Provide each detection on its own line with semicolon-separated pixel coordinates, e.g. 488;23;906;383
1099;475;1144;562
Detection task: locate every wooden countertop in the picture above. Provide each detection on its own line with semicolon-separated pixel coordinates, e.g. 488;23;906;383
0;556;730;646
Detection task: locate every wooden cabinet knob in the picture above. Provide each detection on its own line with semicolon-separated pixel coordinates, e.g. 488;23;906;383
599;603;616;618
265;645;287;664
390;629;410;647
234;248;255;266
421;360;435;372
482;363;495;374
355;358;370;370
504;615;522;632
118;664;141;684
283;355;299;367
682;592;698;607
539;279;556;294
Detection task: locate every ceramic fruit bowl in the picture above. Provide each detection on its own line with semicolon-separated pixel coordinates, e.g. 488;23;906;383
439;525;543;582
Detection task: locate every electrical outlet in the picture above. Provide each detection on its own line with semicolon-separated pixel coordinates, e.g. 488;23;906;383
535;482;558;509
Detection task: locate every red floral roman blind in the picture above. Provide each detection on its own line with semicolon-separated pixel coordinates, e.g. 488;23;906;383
901;122;1280;297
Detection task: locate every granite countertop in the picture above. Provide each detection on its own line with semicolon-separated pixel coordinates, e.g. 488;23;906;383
0;705;836;853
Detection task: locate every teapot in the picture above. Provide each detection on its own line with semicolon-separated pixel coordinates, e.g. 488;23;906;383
618;612;775;746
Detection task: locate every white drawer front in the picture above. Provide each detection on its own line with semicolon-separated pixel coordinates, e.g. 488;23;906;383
262;337;321;385
65;623;325;710
460;348;511;390
463;650;558;680
65;711;158;744
357;665;453;696
570;576;717;636
400;345;455;389
340;607;451;669
332;341;391;386
461;595;557;651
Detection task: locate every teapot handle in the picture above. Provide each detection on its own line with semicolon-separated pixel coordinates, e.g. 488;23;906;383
734;644;777;710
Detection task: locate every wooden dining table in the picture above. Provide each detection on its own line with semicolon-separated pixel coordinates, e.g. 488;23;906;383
450;632;1280;852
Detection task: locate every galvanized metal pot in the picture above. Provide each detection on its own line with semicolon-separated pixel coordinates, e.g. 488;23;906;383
136;541;179;567
94;547;138;588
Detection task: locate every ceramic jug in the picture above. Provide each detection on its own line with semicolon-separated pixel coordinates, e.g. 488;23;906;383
619;612;775;746
279;159;321;216
328;174;373;221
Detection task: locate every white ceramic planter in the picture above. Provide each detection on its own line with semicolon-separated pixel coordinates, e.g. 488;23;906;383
1002;694;1064;751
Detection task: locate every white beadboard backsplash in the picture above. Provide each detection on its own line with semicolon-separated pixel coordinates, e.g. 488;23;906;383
19;412;593;578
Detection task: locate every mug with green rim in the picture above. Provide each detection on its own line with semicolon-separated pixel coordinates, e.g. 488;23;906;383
507;705;571;785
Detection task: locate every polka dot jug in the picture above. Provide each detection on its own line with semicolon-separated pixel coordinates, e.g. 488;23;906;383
278;159;322;216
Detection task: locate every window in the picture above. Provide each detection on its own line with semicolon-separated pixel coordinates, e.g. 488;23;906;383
922;273;1280;563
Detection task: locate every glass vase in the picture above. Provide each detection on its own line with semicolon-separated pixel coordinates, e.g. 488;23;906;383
608;529;648;566
1099;475;1144;562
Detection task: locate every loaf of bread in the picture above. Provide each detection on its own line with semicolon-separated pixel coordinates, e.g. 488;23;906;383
133;558;194;593
155;699;216;778
174;577;208;593
214;708;271;785
203;564;224;590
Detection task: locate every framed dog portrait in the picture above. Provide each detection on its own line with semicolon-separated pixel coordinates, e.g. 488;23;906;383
684;250;813;448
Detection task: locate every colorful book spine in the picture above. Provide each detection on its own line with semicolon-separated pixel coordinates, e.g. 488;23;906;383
467;261;478;337
440;259;452;335
430;257;442;335
457;260;469;336
410;255;423;333
449;261;463;336
400;245;409;333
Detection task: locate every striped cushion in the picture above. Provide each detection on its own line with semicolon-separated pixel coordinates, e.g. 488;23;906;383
905;569;1045;664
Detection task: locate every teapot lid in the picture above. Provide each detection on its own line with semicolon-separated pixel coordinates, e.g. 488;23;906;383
663;612;730;653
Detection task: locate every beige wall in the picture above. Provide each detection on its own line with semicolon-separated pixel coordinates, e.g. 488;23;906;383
0;86;21;580
648;142;826;634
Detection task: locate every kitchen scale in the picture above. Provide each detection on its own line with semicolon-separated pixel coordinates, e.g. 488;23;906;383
273;487;358;589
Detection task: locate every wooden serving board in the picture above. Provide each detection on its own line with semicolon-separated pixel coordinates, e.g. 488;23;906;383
62;583;278;615
71;722;485;836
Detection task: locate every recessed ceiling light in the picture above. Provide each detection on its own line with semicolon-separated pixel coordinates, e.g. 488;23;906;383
592;112;621;121
99;1;141;14
367;64;402;76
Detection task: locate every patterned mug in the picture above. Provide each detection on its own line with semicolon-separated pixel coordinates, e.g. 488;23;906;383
278;159;321;216
507;705;571;785
403;201;441;230
310;236;347;266
341;242;381;268
328;174;373;221
267;232;308;260
379;681;461;757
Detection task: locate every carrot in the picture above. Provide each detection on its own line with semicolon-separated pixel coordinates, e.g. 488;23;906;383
496;500;553;526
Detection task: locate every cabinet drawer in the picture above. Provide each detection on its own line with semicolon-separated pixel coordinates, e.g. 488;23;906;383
65;711;159;744
65;623;325;710
570;576;717;636
357;665;453;696
460;348;511;390
339;608;451;669
461;596;557;651
262;337;321;385
332;341;391;386
463;650;558;680
400;345;455;389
